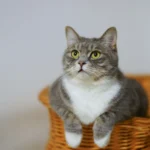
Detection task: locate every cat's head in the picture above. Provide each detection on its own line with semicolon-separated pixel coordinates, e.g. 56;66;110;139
63;26;118;82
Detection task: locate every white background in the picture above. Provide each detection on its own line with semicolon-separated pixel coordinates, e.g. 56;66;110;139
0;1;150;150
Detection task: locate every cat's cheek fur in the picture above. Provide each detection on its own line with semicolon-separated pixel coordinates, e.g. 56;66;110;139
65;131;82;148
94;131;112;148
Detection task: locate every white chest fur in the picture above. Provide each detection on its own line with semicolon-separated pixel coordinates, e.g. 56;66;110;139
63;77;121;125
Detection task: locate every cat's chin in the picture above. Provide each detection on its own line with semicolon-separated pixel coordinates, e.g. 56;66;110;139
71;72;96;84
65;71;95;84
76;71;90;80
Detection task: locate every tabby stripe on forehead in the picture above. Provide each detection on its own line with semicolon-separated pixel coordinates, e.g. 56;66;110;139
88;44;93;51
93;45;99;51
75;44;78;50
82;42;86;46
79;43;82;49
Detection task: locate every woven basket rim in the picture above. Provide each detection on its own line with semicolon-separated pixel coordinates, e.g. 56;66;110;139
38;88;150;131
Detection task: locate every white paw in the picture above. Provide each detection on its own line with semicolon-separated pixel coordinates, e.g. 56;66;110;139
65;131;82;148
94;131;111;148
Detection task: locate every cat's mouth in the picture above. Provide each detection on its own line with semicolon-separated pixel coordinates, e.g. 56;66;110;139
78;68;84;73
78;69;88;74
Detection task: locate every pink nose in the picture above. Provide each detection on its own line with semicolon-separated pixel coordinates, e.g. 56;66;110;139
78;61;86;67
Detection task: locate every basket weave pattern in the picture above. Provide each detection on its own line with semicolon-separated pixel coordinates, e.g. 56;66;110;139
39;75;150;150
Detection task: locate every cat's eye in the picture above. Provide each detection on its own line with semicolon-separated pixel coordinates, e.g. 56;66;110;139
91;51;101;60
71;50;80;59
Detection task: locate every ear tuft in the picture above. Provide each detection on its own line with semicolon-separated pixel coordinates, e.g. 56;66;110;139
65;26;79;46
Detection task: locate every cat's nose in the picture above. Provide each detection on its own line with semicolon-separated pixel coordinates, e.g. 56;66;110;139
78;61;86;67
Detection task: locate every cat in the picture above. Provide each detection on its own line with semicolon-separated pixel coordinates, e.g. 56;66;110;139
49;26;148;148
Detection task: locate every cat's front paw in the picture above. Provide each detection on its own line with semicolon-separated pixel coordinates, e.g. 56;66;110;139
65;118;82;148
93;117;112;148
65;131;82;148
94;131;111;148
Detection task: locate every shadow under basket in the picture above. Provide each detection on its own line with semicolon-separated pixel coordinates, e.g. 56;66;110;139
39;75;150;150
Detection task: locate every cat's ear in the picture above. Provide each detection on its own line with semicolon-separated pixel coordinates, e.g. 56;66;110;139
65;26;79;46
100;27;117;50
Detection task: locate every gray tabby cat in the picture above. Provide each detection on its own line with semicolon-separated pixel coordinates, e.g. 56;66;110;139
50;26;148;148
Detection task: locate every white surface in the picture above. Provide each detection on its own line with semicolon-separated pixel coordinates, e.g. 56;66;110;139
0;0;150;150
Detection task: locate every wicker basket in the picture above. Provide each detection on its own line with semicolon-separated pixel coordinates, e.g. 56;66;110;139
39;75;150;150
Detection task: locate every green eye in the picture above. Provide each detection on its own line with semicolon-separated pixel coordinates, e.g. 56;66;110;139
91;51;101;60
71;50;79;59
